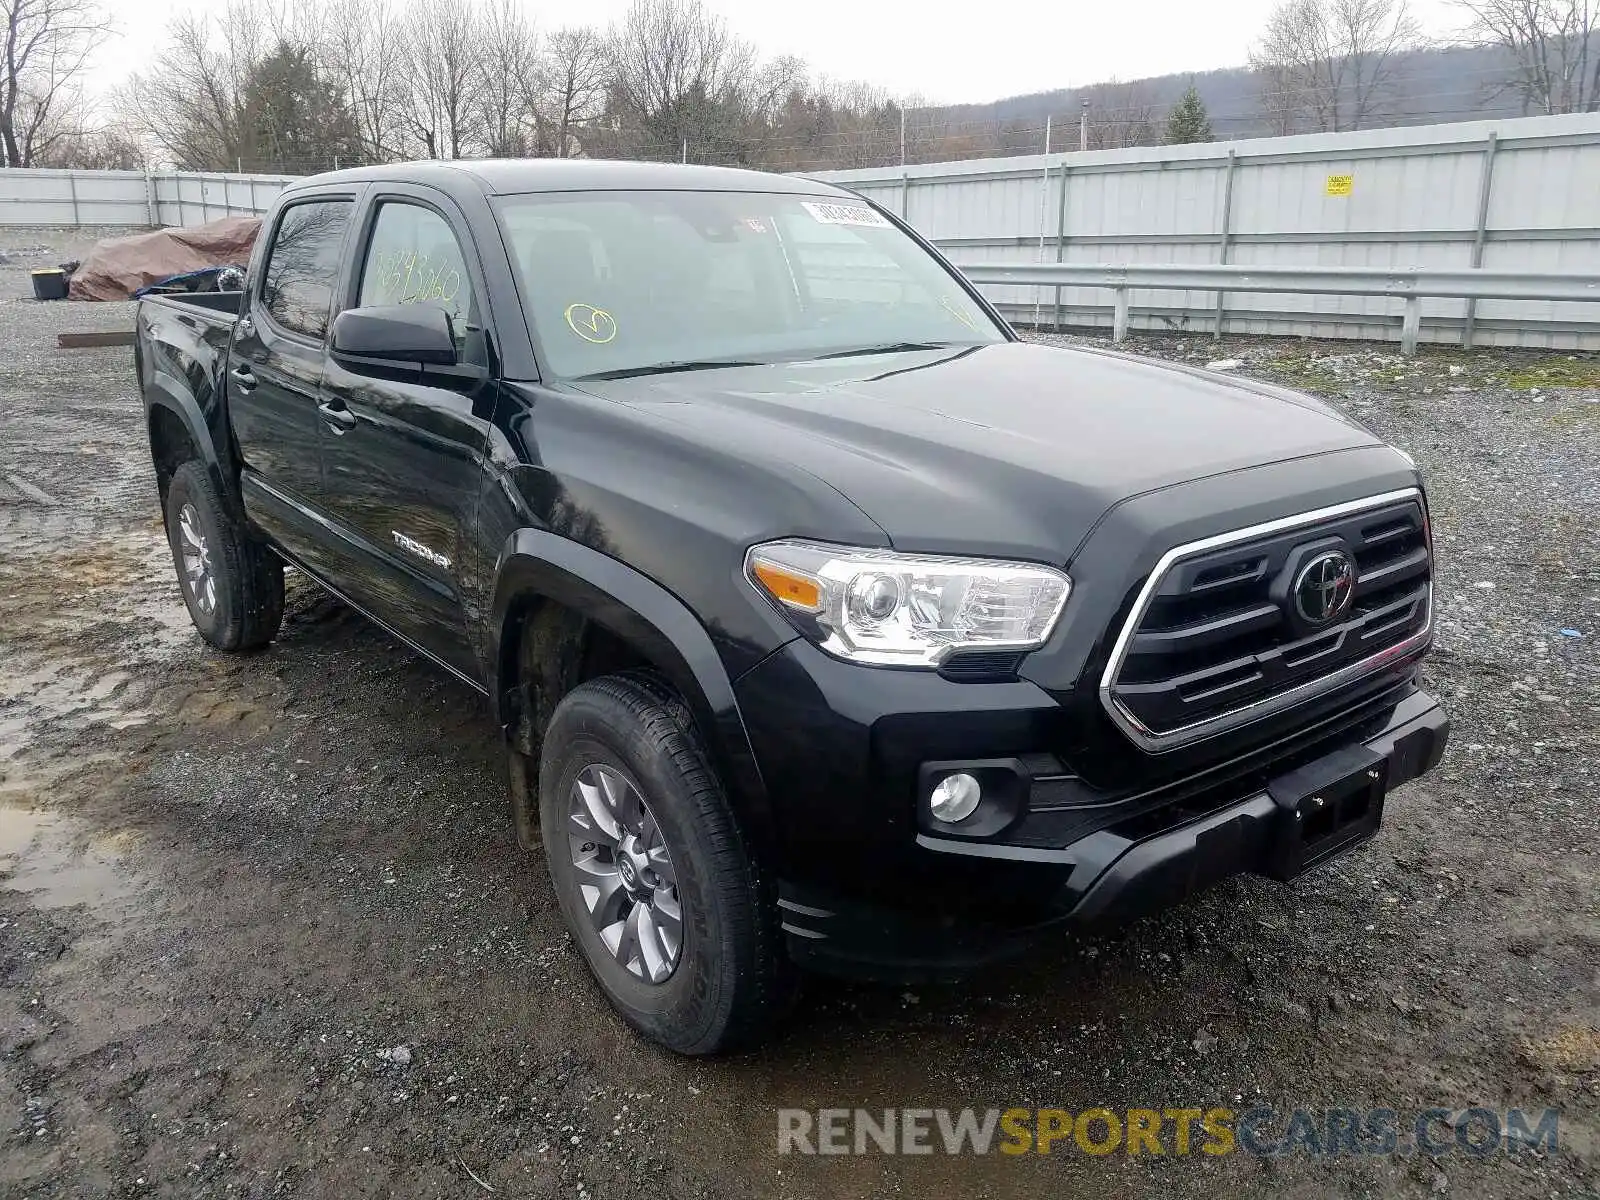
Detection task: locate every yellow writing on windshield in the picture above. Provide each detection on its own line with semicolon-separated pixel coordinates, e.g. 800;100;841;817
565;303;618;343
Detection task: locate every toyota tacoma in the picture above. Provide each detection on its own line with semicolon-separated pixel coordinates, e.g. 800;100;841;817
136;160;1447;1055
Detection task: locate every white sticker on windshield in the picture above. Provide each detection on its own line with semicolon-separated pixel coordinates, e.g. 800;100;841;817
800;201;890;228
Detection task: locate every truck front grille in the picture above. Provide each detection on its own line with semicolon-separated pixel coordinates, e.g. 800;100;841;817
1100;489;1432;753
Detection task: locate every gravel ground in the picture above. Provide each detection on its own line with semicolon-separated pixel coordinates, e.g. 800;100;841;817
0;230;1596;1199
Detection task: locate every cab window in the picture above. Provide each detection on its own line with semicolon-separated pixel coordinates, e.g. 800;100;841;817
357;201;479;359
259;199;352;339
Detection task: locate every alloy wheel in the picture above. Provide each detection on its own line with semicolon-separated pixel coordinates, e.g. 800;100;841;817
567;763;684;984
177;502;217;616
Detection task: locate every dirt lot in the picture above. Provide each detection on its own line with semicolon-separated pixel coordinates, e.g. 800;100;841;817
1;230;1597;1199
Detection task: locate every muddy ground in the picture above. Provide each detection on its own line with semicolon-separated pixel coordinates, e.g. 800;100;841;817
0;231;1596;1199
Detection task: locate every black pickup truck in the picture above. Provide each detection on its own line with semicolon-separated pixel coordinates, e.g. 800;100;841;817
137;160;1447;1055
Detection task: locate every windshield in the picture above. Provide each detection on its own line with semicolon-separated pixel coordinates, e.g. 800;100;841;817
493;190;1005;379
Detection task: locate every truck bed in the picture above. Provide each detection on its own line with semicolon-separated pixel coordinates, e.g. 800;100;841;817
136;291;240;420
143;290;245;317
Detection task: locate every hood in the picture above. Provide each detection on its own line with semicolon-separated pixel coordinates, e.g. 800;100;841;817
573;341;1384;563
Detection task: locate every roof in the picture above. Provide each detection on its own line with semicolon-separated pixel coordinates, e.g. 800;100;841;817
287;158;851;198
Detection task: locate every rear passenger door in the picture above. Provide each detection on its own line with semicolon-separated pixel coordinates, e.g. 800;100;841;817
310;190;497;682
231;195;356;570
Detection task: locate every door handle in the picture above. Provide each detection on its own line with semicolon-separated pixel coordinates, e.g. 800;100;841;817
317;399;357;432
229;365;257;393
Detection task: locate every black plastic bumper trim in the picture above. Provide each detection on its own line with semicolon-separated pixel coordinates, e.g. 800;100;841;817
779;690;1448;980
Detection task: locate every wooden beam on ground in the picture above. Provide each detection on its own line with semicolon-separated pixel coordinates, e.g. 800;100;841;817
57;330;136;349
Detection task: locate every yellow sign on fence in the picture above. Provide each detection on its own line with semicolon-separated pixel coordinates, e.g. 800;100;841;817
1326;174;1354;196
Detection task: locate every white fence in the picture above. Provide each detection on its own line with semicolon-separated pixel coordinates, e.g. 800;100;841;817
815;112;1600;350
0;169;295;229
4;112;1600;347
959;262;1600;353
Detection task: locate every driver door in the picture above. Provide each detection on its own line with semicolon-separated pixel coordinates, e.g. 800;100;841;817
309;191;497;683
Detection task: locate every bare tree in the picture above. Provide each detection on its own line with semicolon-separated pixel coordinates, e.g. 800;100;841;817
37;121;147;168
609;0;759;159
745;53;807;127
399;0;481;159
2;0;112;167
122;0;365;172
1086;81;1161;148
538;25;609;156
474;0;539;157
784;77;903;170
1250;0;1423;132
119;1;274;169
320;0;407;163
1454;0;1600;112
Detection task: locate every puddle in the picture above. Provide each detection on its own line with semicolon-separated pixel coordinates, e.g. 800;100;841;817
0;801;138;910
120;535;203;654
137;590;202;653
0;662;152;757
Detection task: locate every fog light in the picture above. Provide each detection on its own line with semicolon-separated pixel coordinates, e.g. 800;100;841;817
929;772;982;823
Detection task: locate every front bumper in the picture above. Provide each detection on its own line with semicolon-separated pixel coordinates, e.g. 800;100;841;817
764;678;1447;982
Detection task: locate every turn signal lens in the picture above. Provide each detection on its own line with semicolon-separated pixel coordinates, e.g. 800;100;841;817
751;560;824;612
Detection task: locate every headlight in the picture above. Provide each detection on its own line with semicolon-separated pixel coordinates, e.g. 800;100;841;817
745;539;1071;667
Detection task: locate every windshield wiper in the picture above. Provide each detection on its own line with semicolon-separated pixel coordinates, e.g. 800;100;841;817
811;341;958;360
574;357;770;382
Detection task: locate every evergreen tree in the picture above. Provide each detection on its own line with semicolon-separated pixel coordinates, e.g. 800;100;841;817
1165;85;1213;144
240;41;362;172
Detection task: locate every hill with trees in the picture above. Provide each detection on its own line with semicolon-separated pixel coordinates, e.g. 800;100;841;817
4;0;1595;173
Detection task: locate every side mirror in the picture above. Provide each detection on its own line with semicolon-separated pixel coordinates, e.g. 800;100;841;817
331;304;458;367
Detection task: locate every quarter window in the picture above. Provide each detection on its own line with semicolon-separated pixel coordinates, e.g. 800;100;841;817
260;200;352;339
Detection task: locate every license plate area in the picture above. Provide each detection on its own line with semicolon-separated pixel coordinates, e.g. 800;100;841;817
1263;744;1388;881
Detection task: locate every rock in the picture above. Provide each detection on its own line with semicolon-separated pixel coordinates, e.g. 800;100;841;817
1473;581;1495;589
1266;996;1311;1020
1432;1170;1449;1193
1447;364;1465;376
377;1045;412;1065
1328;992;1346;1013
1192;1026;1219;1055
1205;359;1241;371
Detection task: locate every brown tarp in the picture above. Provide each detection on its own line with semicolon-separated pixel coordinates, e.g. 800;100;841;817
69;216;261;302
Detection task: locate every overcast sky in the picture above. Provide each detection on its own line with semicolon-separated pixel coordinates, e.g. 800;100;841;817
96;0;1465;105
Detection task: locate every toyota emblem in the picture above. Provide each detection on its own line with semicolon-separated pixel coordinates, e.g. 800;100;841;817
1293;550;1356;625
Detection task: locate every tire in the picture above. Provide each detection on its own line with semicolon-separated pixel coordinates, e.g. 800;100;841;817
163;460;284;652
539;673;785;1055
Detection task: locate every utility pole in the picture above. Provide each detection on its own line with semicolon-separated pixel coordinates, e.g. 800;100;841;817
899;108;907;166
1038;116;1053;256
1034;115;1053;328
681;138;688;164
1080;100;1089;152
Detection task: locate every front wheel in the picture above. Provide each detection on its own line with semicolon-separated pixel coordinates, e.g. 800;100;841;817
539;673;785;1055
163;461;284;651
